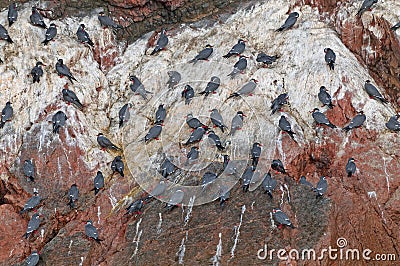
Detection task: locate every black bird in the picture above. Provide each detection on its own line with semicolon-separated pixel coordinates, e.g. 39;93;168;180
271;159;286;174
279;115;296;140
364;80;388;103
272;209;295;228
8;3;18;27
20;191;41;214
391;21;400;31
241;165;255;192
31;62;44;83
223;39;246;58
342;111;366;132
85;220;103;243
185;146;199;165
68;184;79;208
207;130;225;151
324;48;336;70
312;108;336;128
186;114;207;129
56;59;77;83
318;86;334;109
24;251;39;266
52;110;67;134
181;85;194;104
62;88;83;109
227;79;258;99
210;109;227;133
129;75;152;100
189;44;213;64
77;24;94;47
155;104;166;124
256;52;277;67
23;159;35;182
345;158;356;177
271;93;289;115
125;199;144;215
98;11;123;29
0;102;13;128
227;55;247;78
144;123;162;143
356;0;378;17
0;24;13;43
166;71;181;89
276;12;299;32
299;176;314;190
166;190;184;211
251;142;262;167
199;76;220;98
119;103;132;128
150;28;168;55
42;23;57;45
23;213;41;238
160;158;176;178
262;172;277;199
30;7;47;28
385;115;400;132
218;186;230;208
111;156;124;177
230;111;245;136
315;176;328;198
93;171;104;195
184;126;206;145
201;172;217;189
97;133;121;151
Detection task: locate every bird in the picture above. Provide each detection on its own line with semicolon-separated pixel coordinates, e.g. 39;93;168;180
227;78;258;99
52;110;67;134
312;108;336;128
345;158;356;177
111;156;124;177
144;123;162;143
318;86;334;109
324;48;336;70
98;11;123;29
218;186;230;208
24;251;39;266
30;7;47;28
201;172;217;189
227;55;247;78
262;172;277;199
129;75;152;100
272;209;295;228
185;146;199;165
271;93;289;115
315;176;328;198
210;109;227;133
251;142;262;167
385;115;400;132
125;199;144;215
207;130;225;151
7;3;18;27
31;62;44;83
342;111;366;132
42;23;57;45
85;220;103;243
241;165;255;192
222;154;238;176
23;159;35;182
223;39;246;58
256;52;277;67
199;76;220;98
23;213;41;238
299;176;314;190
62;88;83;109
356;0;378;17
67;184;79;208
155;104;166;124
166;71;181;89
97;133;121;151
184;126;206;145
76;24;94;47
0;102;13;128
0;23;13;43
391;21;400;31
279;115;296;140
93;171;104;195
119;103;132;128
275;12;299;32
56;59;77;83
189;44;213;64
186;114;207;129
166;189;184;211
271;159;286;174
160;158;176;178
150;28;168;55
20;191;41;214
230;111;245;136
181;85;194;104
364;80;388;103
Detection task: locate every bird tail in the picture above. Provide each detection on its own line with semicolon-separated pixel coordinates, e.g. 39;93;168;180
230;128;236;136
28;176;35;182
275;27;284;32
68;197;75;208
94;188;100;195
20;209;27;214
95;238;104;244
328;103;334;109
347;172;352;177
53;125;60;134
316;193;323;199
391;25;399;31
288;131;296;140
267;191;273;199
42;39;50;45
328;61;334;70
242;184;249;192
227;93;239;99
342;126;350;132
377;97;388;104
9;21;14;27
112;145;122;151
119;120;124;128
289;224;296;229
252;158;259;168
150;48;159;55
6;36;13;43
0;121;5;129
74;101;83;110
356;9;363;17
68;76;75;84
88;39;94;47
188;59;197;64
120;171;125;177
33;76;40;83
222;53;232;58
216;144;225;151
328;123;336;129
23;232;31;239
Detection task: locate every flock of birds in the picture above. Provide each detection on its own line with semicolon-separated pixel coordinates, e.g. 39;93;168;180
0;0;400;264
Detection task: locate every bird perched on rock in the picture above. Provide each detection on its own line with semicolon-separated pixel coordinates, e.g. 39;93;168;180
241;165;255;192
62;88;83;109
20;191;41;214
166;189;184;211
92;171;104;195
271;159;286;174
256;52;277;67
98;11;123;29
251;142;262;167
7;3;18;27
56;59;77;83
155;104;166;124
189;44;213;64
271;93;289;115
230;111;245;136
385;115;400;132
125;199;144;215
227;55;247;78
262;172;277;199
23;213;41;238
24;251;39;266
30;7;46;28
85;220;103;243
275;12;299;32
227;78;258;99
279;115;296;140
315;176;328;198
144;123;162;143
318;86;334;109
111;156;124;177
186;114;207;129
0;102;13;128
160;158;176;178
150;28;168;55
42;23;57;45
299;176;314;190
345;158;356;177
68;184;79;208
391;21;400;31
76;24;94;47
364;80;388;103
324;48;336;70
185;146;199;165
210;109;227;133
223;39;246;58
272;208;295;228
166;71;181;89
199;76;220;98
342;111;366;132
97;133;121;151
356;0;378;17
312;108;336;128
184;126;206;145
119;103;132;128
23;159;35;182
207;130;225;151
52;110;67;134
181;85;194;104
31;62;44;83
0;23;13;43
129;75;152;100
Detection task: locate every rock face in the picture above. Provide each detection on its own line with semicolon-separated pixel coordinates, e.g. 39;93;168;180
0;1;400;265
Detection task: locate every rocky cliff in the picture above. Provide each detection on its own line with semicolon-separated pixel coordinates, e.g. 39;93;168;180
0;0;399;265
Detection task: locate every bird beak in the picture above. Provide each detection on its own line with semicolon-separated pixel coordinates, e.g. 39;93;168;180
254;79;259;83
242;114;247;117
